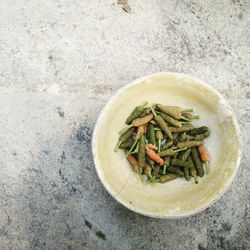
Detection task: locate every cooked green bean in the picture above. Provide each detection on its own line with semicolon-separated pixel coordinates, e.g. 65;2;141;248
152;165;161;177
168;166;184;176
164;156;171;168
138;134;146;169
148;123;156;145
188;156;198;183
171;159;192;168
191;147;204;177
168;125;194;133
159;112;182;127
151;106;173;139
144;164;152;178
156;130;163;151
161;141;174;151
120;127;135;142
115;127;135;151
188;126;209;136
157;104;181;120
154;115;173;139
119;139;134;149
177;140;203;148
160;174;178;183
126;102;148;124
178;148;191;161
184;166;190;181
194;131;210;140
158;148;186;157
146;156;155;169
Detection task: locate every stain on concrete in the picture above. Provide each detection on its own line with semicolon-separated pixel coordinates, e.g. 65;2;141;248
198;244;207;250
238;13;243;20
76;126;91;144
222;222;232;232
84;219;106;241
60;151;66;164
84;219;92;230
95;230;106;241
57;107;65;118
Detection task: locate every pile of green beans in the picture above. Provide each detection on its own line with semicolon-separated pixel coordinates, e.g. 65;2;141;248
115;102;211;184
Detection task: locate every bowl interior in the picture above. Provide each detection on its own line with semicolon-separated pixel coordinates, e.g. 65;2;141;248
92;73;241;218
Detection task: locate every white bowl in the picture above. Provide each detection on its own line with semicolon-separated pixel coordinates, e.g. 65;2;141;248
92;72;241;218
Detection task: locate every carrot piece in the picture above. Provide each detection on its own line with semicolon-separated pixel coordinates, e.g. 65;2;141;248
127;155;139;172
146;144;158;150
144;124;148;134
146;149;164;166
198;144;210;162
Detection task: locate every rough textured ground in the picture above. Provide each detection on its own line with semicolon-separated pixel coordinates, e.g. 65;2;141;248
0;0;249;249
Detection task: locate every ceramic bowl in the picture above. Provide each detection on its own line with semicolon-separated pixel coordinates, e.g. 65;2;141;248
92;72;241;218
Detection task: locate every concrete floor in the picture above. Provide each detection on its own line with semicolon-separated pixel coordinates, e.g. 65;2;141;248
0;0;249;249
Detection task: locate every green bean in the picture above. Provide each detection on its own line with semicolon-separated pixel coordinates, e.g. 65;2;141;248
151;106;173;139
119;127;135;142
171;159;192;168
160;174;178;183
148;124;156;145
161;141;174;151
178;148;191;161
164;156;171;168
119;139;134;149
191;147;204;177
140;108;151;117
159;112;182;127
154;115;173;139
146;156;155;169
152;165;161;177
168;166;184;176
115;127;135;151
157;104;181;120
138;134;146;169
156;130;164;140
194;131;210;140
144;164;152;178
168;125;194;133
184;166;190;181
158;148;186;157
156;130;163;151
188;126;209;136
126;102;148;125
177;140;203;148
188;156;198;183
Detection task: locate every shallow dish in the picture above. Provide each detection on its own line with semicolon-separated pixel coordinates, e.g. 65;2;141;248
92;72;241;218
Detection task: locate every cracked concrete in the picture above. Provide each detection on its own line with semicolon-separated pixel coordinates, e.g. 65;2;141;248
0;0;249;249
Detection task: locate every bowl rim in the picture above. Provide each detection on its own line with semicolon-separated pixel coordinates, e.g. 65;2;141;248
91;72;242;219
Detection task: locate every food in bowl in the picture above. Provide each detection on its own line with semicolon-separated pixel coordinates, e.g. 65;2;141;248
115;102;211;184
92;72;241;218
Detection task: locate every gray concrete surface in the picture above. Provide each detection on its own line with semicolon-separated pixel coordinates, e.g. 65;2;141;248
0;0;249;249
